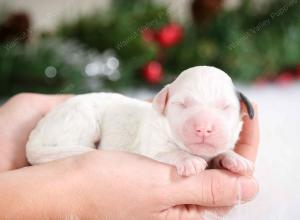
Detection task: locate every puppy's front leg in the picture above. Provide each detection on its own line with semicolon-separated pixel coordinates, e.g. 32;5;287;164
212;150;254;176
154;150;207;176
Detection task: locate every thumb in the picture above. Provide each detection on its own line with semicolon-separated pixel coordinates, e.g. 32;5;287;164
165;169;258;207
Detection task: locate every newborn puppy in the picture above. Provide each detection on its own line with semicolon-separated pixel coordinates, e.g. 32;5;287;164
26;66;254;176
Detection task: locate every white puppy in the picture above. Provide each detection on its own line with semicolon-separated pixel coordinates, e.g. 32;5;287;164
26;66;254;176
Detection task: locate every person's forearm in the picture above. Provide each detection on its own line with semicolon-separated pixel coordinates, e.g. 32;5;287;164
0;158;84;219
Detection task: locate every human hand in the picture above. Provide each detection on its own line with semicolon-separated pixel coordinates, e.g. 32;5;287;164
0;149;258;220
73;150;258;219
0;93;259;219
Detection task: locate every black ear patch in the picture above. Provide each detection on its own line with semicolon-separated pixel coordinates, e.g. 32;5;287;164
236;90;255;119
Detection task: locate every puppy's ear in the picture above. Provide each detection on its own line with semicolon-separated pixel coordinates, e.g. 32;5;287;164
236;90;255;119
153;85;169;114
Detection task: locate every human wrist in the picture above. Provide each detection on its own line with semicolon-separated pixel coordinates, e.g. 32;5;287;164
0;158;86;219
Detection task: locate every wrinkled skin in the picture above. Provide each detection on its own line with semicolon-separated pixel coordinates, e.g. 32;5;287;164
0;93;259;220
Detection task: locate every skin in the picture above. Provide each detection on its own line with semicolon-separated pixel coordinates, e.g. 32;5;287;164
0;93;259;220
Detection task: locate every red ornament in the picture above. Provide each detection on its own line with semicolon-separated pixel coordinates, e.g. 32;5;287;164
155;23;183;48
275;71;294;85
142;61;163;84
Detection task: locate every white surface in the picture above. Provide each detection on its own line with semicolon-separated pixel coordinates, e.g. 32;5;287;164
226;83;300;220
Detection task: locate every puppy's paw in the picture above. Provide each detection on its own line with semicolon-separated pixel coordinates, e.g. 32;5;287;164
216;152;254;176
176;157;207;176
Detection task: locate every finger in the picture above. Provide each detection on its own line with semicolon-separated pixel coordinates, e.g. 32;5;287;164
234;103;259;163
166;169;258;207
165;205;231;220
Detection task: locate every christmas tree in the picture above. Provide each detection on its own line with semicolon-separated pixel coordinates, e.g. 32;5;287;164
1;0;300;96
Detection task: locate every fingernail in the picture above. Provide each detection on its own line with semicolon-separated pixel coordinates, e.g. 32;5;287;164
239;177;259;202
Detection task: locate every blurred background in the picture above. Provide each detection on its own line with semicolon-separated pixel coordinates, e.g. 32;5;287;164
1;0;300;97
0;0;300;218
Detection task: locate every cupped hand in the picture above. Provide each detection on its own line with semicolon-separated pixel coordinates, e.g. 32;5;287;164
71;150;258;220
0;93;259;220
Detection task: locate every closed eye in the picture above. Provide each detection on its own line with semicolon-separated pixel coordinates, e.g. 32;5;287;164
222;104;239;111
172;101;187;108
222;104;238;111
223;104;231;110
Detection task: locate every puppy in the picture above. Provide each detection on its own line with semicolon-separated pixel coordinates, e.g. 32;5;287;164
26;66;254;176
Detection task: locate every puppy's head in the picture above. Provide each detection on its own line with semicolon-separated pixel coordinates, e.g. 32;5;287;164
153;66;254;158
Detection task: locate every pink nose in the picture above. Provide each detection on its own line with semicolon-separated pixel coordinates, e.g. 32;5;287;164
195;125;213;137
